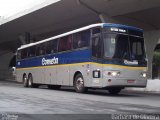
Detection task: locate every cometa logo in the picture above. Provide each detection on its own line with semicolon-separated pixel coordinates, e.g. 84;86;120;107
42;57;58;66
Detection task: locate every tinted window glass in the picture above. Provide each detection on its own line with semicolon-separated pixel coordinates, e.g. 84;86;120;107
28;46;36;57
92;28;100;35
92;36;101;58
73;30;90;49
21;48;28;59
103;34;117;58
46;40;57;54
17;50;21;60
58;35;72;52
103;33;146;61
113;35;129;59
36;43;46;56
129;36;145;60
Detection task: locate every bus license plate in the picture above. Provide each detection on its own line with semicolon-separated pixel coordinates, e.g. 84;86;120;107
127;80;135;83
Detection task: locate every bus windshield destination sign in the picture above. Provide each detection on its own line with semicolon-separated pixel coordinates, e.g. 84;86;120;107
110;27;126;33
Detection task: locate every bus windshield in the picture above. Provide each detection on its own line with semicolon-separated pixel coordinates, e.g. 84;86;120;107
103;33;146;61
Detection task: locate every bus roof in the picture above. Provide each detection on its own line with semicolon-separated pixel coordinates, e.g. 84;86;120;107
18;23;143;50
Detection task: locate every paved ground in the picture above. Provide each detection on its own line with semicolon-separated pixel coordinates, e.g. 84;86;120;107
0;80;160;120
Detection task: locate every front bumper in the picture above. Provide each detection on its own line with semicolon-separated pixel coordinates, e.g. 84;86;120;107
103;78;147;88
90;77;147;88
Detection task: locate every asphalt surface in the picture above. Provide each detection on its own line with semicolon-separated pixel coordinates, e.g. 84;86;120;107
0;80;160;120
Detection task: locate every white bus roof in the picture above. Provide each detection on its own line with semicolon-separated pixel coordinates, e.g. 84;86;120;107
17;23;142;50
18;23;104;50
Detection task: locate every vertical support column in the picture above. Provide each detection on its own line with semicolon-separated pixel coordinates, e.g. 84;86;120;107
99;13;119;23
77;0;118;23
144;31;160;79
18;32;31;45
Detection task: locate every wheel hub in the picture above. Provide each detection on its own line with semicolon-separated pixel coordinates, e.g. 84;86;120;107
76;77;84;90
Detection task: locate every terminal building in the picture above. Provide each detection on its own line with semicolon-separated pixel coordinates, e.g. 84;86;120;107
0;0;160;82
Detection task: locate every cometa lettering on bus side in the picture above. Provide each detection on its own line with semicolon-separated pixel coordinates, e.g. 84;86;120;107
42;57;58;66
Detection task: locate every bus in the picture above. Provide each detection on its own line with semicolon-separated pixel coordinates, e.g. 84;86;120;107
16;23;147;94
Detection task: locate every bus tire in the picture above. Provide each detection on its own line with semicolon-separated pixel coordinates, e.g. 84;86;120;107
23;74;28;87
28;74;34;88
48;85;61;90
108;88;121;95
74;73;87;93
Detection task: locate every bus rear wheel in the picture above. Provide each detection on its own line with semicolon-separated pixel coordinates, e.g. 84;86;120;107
48;85;61;90
23;74;28;87
74;74;87;93
108;88;122;95
28;74;34;88
27;74;39;88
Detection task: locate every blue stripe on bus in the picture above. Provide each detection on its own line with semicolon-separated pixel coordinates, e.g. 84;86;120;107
16;49;146;68
103;23;143;32
16;49;91;68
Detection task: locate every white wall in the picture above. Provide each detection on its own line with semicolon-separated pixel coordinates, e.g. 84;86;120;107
126;79;160;92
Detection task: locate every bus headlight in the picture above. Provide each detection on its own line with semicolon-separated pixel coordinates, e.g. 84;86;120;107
104;71;120;77
141;72;147;78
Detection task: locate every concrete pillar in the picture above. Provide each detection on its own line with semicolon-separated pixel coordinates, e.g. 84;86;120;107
18;32;31;45
144;30;160;78
99;13;119;23
77;0;118;24
0;52;14;80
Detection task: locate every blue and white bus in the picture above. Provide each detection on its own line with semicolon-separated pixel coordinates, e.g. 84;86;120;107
16;23;147;94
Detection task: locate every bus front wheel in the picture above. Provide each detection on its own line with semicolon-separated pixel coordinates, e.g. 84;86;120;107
74;74;87;93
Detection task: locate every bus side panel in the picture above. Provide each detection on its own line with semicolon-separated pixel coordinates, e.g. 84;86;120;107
69;63;92;87
31;68;44;84
16;69;23;83
44;67;51;84
90;63;103;87
57;65;70;86
47;67;57;85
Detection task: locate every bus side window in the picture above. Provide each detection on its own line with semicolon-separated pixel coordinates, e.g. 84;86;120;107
36;43;45;56
58;35;72;52
39;43;46;55
36;45;40;56
45;42;50;54
17;51;21;60
52;40;58;53
73;30;90;49
46;40;58;54
92;36;101;58
21;48;28;59
28;46;36;57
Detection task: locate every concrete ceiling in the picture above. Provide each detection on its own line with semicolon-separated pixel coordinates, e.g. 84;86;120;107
0;0;160;52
